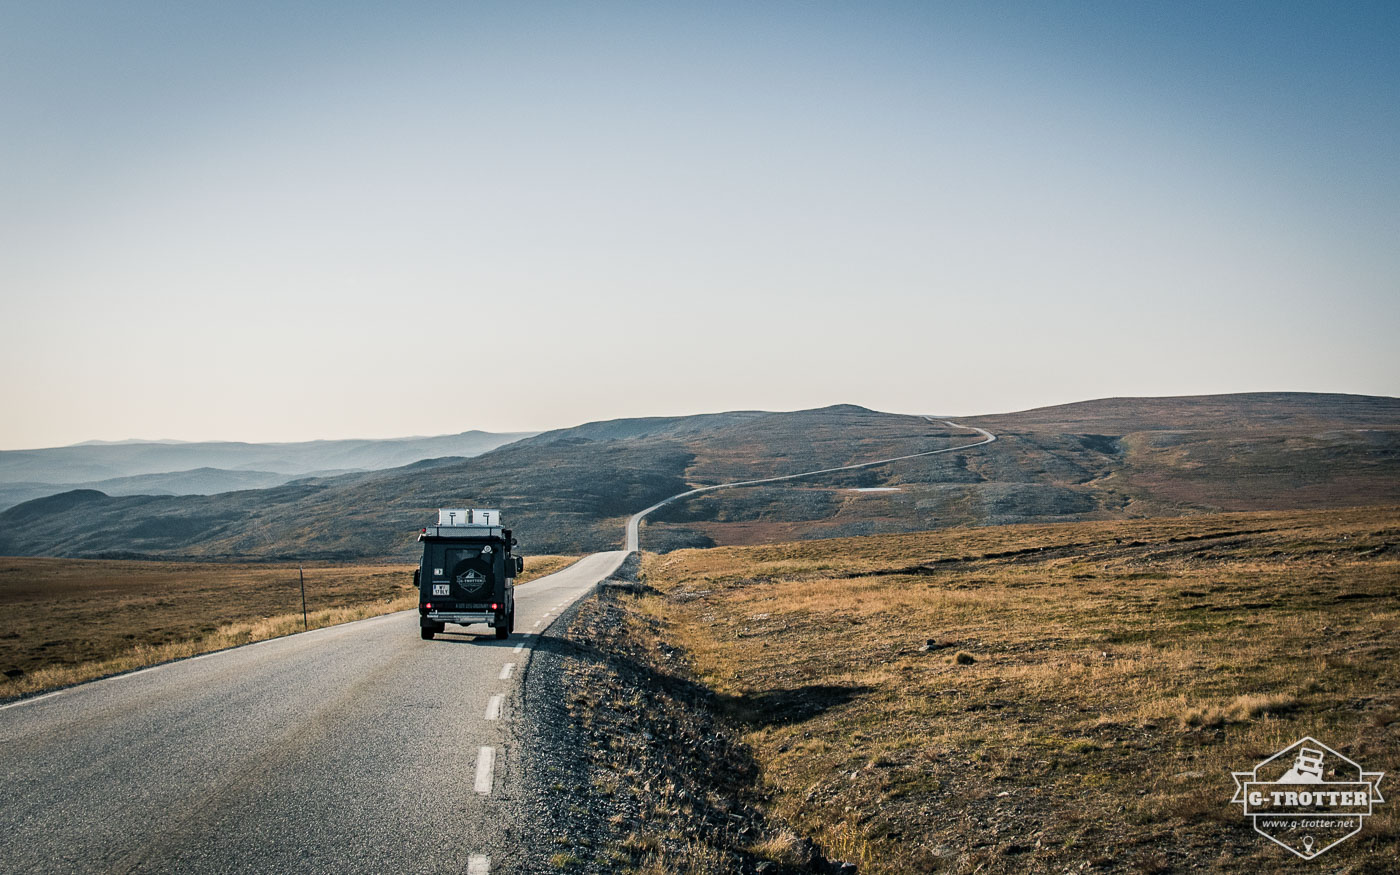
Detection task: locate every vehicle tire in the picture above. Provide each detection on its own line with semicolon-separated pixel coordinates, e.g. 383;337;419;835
495;622;509;640
421;627;435;640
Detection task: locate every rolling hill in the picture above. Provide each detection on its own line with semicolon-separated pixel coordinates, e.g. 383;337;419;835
0;468;308;512
0;394;1396;560
0;430;535;511
0;407;960;558
641;392;1400;547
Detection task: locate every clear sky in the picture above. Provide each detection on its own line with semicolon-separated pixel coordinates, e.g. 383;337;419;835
2;1;1396;448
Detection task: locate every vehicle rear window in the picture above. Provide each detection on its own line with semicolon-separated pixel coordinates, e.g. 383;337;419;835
444;547;480;570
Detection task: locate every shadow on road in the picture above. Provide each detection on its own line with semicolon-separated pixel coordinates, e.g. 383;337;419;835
418;630;520;647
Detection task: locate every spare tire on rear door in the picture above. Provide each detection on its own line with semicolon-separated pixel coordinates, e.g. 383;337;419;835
450;553;493;600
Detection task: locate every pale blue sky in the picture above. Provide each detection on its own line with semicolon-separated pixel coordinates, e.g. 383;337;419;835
2;1;1396;448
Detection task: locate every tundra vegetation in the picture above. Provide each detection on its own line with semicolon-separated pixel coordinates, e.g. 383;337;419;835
0;554;577;700
616;507;1398;873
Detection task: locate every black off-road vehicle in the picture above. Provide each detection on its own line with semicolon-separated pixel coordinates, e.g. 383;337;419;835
415;509;522;640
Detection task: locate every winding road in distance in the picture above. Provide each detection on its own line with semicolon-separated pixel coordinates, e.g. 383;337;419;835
0;418;994;874
626;418;997;551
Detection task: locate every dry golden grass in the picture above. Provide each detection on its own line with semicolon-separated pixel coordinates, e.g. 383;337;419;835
745;830;804;864
0;552;579;700
2;594;420;699
638;506;1400;873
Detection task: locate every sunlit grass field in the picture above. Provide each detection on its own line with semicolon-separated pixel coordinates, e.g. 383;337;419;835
0;553;578;700
637;506;1400;873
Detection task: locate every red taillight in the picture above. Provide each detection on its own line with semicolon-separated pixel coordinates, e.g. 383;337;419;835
424;602;432;610
491;603;498;610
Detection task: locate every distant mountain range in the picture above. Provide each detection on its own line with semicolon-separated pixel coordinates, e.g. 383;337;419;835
0;393;1396;560
0;431;535;511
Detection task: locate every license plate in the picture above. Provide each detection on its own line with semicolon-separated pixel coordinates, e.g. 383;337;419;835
432;583;450;596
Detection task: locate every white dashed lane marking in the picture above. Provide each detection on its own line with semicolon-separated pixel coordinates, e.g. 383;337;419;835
512;643;524;653
474;746;496;794
498;663;515;680
467;855;490;875
485;694;503;721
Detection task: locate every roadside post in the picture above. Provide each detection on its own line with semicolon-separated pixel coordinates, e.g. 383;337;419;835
299;566;308;631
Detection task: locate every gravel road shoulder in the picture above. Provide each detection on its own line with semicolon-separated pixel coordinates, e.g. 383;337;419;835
516;554;843;874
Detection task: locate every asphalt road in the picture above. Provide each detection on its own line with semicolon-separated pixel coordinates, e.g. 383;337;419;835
0;550;628;874
2;419;998;873
625;418;997;551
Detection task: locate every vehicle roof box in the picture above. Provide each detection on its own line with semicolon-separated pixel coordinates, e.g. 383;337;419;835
437;508;499;526
419;525;506;540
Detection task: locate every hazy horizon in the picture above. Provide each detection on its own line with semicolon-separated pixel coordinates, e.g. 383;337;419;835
4;389;1395;453
3;2;1396;450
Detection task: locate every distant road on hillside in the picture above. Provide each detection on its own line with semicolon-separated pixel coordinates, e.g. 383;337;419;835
625;418;997;552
